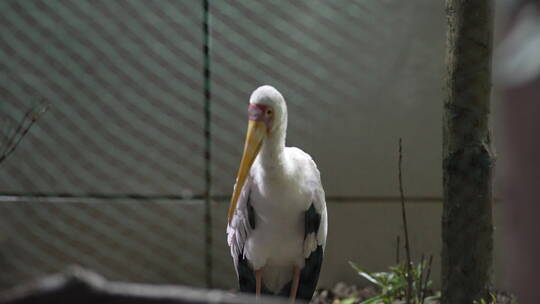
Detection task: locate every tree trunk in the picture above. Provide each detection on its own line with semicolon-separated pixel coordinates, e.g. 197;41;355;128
442;1;494;303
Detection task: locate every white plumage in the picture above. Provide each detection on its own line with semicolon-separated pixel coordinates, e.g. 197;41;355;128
226;86;327;300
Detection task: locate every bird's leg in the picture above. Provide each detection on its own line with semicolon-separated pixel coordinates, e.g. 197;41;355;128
289;266;301;303
255;268;263;298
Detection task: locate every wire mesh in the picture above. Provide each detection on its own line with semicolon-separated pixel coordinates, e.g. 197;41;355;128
0;0;445;292
0;198;206;287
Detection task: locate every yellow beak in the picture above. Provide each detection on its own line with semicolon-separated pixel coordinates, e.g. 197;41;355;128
227;120;266;224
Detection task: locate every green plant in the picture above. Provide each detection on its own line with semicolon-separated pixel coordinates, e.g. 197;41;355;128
339;140;440;304
473;292;519;304
348;259;440;304
473;293;497;304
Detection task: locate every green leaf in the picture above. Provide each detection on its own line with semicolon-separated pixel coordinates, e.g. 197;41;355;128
350;261;384;287
372;272;391;279
360;295;385;304
349;261;375;278
425;295;441;301
340;298;359;304
359;272;384;287
349;261;364;272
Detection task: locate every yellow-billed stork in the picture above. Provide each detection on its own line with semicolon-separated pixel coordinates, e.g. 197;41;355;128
227;85;328;302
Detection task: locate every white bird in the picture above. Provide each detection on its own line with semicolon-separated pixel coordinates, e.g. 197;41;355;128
227;85;328;302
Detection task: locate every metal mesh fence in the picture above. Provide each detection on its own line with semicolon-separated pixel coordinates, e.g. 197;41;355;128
0;0;444;292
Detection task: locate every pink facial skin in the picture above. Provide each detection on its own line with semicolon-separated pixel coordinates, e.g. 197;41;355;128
248;104;273;132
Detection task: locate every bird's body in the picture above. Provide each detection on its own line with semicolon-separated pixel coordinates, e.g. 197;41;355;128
227;86;327;301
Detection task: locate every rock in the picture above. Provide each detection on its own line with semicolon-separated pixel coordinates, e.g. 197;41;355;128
357;286;377;301
332;282;350;299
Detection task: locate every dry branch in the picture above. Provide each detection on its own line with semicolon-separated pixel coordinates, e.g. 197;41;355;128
0;102;49;165
398;138;412;304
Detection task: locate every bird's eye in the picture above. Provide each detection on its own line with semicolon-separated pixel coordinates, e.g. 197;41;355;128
266;109;273;116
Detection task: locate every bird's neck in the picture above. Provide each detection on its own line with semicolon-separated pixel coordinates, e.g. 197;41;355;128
258;125;286;170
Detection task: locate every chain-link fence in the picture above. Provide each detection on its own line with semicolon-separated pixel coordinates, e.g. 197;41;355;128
0;0;444;292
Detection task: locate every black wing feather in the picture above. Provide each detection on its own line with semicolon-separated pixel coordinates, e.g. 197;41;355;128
304;203;321;238
246;195;256;229
296;202;323;300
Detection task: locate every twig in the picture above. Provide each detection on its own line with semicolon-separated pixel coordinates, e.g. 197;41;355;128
398;138;413;304
396;235;401;265
0;102;50;164
418;254;426;302
420;255;434;304
0;111;30;156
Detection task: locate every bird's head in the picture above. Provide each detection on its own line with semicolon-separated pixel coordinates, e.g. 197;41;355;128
228;85;287;224
248;85;287;133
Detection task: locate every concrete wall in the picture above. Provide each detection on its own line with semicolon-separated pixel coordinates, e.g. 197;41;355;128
0;0;508;293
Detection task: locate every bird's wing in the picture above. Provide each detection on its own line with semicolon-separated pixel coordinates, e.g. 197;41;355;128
298;157;328;300
303;186;327;257
226;177;257;292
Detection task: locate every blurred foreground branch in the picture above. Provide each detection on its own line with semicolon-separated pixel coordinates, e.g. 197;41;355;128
0;267;290;304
